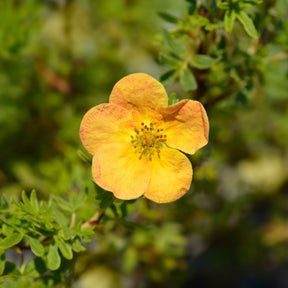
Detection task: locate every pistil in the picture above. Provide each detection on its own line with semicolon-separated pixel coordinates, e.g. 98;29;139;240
131;122;167;160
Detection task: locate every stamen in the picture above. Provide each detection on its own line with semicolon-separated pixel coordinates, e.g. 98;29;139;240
131;122;167;160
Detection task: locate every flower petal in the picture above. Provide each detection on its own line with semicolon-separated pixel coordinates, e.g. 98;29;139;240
144;148;192;203
161;100;209;155
80;103;133;155
92;143;150;200
109;73;168;113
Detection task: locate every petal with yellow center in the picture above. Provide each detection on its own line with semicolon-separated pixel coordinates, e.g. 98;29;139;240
144;148;192;203
80;103;133;155
160;100;209;155
109;73;168;113
92;143;151;200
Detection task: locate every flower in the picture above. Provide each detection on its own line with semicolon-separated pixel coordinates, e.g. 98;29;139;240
80;73;209;203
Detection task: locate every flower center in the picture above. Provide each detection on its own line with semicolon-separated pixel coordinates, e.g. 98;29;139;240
131;122;167;160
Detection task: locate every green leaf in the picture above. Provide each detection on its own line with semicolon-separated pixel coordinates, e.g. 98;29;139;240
240;0;263;8
194;15;210;27
79;226;94;242
109;203;119;218
180;66;197;91
95;185;115;209
217;2;230;10
159;53;180;68
205;23;224;31
61;224;72;241
236;10;258;39
186;0;197;14
47;241;61;270
162;30;185;55
56;237;73;260
168;93;179;105
0;233;22;249
52;195;73;213
21;190;36;214
190;54;219;69
158;12;179;24
0;249;5;275
28;236;44;257
0;194;10;209
234;91;248;107
70;193;86;211
78;149;92;164
2;261;20;276
159;69;178;85
30;190;39;212
23;257;46;277
224;9;236;32
2;224;13;236
72;237;86;253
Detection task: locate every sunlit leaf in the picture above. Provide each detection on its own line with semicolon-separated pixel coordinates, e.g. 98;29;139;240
71;237;86;253
47;241;61;270
217;2;230;9
28;236;44;257
0;233;22;249
236;10;258;39
224;9;236;32
240;0;263;8
56;237;73;260
2;224;13;236
30;190;39;212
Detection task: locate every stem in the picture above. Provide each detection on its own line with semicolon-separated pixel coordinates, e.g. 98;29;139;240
81;209;106;230
70;212;76;229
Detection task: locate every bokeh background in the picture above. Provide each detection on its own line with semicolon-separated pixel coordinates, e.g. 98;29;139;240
0;0;288;287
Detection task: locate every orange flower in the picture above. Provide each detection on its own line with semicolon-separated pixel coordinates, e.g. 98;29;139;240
80;73;209;203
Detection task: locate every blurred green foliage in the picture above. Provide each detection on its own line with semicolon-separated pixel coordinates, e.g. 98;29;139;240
0;0;288;287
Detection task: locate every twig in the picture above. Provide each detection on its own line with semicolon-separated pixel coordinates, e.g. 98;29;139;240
81;210;105;230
